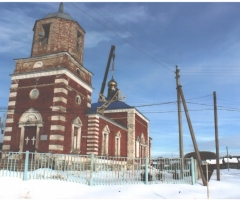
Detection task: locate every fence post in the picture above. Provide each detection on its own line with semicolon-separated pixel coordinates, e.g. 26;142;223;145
89;153;94;186
145;157;148;185
191;157;196;185
23;151;29;181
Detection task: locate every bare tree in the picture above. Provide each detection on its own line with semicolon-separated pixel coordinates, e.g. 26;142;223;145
0;113;6;134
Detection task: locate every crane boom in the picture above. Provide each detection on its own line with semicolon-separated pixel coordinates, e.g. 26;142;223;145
98;45;115;102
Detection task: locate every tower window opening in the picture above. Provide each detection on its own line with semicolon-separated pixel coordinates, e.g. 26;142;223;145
76;68;80;76
76;95;81;105
76;30;82;52
41;23;50;45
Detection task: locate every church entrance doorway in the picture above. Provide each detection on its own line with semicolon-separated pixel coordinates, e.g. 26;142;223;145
23;126;37;158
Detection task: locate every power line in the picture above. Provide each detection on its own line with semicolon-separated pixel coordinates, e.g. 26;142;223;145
69;3;175;73
82;2;177;69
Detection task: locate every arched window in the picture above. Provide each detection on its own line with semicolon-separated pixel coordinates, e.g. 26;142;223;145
102;125;110;156
115;131;121;156
71;117;82;154
76;95;81;105
136;133;147;158
76;69;80;76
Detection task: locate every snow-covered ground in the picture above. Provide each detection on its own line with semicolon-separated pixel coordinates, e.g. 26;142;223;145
0;169;239;199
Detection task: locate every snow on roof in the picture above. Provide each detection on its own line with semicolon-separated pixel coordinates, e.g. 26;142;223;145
223;157;239;163
206;158;239;164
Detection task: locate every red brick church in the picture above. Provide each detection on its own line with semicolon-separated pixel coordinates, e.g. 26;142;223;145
2;3;151;158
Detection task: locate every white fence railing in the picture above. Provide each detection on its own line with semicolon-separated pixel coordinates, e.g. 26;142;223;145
0;151;197;185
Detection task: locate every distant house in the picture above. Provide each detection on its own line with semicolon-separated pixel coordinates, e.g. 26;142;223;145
206;157;240;169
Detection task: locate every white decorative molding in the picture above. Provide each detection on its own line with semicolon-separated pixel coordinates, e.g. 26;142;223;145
87;139;99;143
50;125;65;131
11;68;93;92
49;135;64;141
29;88;39;99
87;127;99;131
55;78;68;85
87;144;98;147
3;136;11;141
11;84;18;89
88;123;99;127
18;108;43;153
127;109;135;158
33;61;43;68
86;152;98;155
87;114;127;130
88;115;99;119
14;52;93;75
49;145;63;151
51;115;66;121
54;88;68;95
8;101;16;106
7;110;14;115
5;127;12;132
86;135;99;139
53;97;67;104
71;117;82;151
86;147;98;151
87;95;91;101
88;119;99;123
2;145;10;150
87;103;91;108
19;107;43;125
6;119;14;123
87;131;99;135
51;106;66;112
9;92;17;97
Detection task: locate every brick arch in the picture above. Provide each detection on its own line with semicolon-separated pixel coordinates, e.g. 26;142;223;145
18;107;43;153
19;107;43;124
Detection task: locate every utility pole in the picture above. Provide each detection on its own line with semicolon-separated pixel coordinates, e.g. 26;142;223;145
213;91;220;181
175;66;184;179
179;87;207;186
226;146;229;171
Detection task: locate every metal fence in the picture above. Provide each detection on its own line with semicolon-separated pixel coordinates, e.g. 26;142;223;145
0;151;197;186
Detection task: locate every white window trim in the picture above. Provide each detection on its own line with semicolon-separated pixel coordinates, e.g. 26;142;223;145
102;125;110;156
71;117;82;153
136;140;140;158
115;131;121;157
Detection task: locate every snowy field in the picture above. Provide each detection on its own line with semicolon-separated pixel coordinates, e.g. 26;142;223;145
0;169;239;199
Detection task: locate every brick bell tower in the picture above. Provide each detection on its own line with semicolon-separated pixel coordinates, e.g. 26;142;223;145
2;3;93;154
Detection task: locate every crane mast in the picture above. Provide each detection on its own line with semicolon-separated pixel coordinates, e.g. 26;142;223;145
98;45;115;102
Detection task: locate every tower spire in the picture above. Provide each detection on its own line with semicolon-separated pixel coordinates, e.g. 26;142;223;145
59;2;64;13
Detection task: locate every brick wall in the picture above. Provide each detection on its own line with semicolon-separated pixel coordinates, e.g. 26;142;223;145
31;18;85;66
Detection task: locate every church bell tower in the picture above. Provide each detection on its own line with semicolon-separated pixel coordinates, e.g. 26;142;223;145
2;3;93;154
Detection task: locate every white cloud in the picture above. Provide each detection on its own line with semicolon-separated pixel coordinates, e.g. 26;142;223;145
98;3;148;25
85;31;112;48
0;6;34;55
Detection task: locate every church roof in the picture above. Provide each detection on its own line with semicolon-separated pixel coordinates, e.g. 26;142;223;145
87;101;133;114
43;3;73;21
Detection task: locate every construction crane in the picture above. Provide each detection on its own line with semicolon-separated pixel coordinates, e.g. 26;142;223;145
97;45;125;114
98;45;115;102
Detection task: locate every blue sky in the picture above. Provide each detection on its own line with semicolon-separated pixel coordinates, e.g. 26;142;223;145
0;2;240;158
